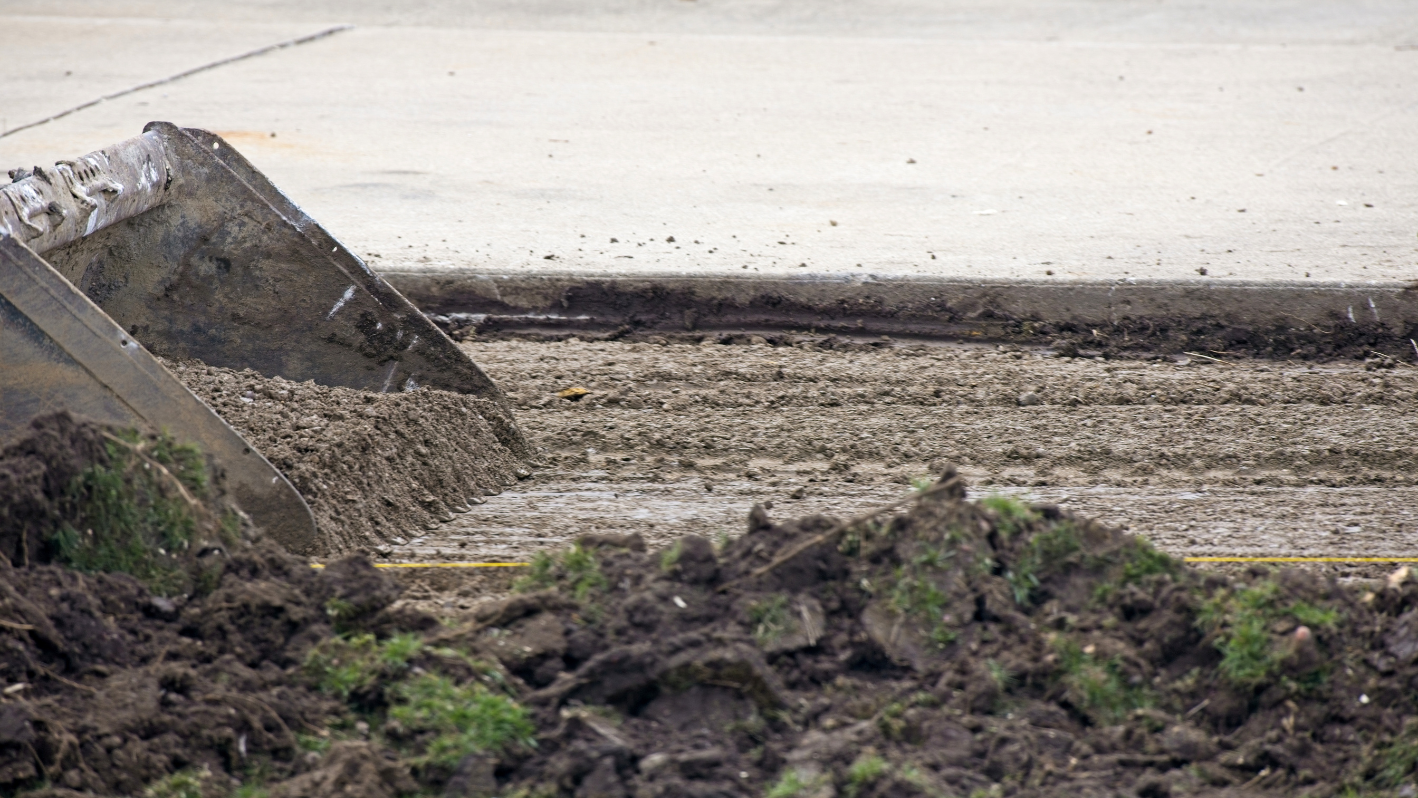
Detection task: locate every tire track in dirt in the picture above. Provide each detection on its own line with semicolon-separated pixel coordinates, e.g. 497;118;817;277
387;338;1418;595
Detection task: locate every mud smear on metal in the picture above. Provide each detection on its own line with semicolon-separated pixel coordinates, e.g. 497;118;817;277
398;271;1418;361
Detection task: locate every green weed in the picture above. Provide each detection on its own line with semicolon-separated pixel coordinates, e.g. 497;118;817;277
304;633;423;702
1354;718;1418;791
661;540;683;572
307;633;536;771
49;429;211;596
389;673;536;767
1292;601;1340;628
513;544;607;601
295;732;332;754
1094;536;1178;603
766;768;817;798
1196;581;1340;690
749;594;791;644
889;567;956;648
714;529;732;552
847;753;890;797
980;495;1038;538
1006;521;1082;605
1055;639;1153;724
985;659;1017;692
142;767;209;798
1117;537;1176;584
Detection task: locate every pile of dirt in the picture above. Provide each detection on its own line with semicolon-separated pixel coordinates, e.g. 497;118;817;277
10;410;1418;798
0;412;252;594
0;414;445;798
165;361;529;553
439;469;1418;798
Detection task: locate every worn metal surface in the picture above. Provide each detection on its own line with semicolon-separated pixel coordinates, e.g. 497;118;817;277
0;235;318;553
0;122;531;553
12;124;527;459
0;130;170;254
36;123;527;459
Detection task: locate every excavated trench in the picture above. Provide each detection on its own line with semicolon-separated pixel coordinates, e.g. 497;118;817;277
288;332;1418;606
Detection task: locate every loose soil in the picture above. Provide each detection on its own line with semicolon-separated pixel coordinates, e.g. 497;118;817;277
397;472;1418;797
0;413;437;798
165;360;526;554
387;337;1418;583
9;415;1418;797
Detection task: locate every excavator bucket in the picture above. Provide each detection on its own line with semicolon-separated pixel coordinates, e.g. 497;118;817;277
1;122;529;551
0;236;319;552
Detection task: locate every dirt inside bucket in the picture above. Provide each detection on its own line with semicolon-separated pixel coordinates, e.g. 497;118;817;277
164;361;526;553
7;411;1418;798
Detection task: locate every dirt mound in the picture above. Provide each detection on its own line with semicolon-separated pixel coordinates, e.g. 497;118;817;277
10;412;1418;797
437;469;1418;797
0;412;254;596
166;361;528;553
0;413;523;798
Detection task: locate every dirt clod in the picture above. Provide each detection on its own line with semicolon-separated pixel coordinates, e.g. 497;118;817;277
437;468;1418;797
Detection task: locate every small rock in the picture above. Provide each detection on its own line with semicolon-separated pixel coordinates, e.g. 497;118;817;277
141;596;180;621
444;752;498;797
575;755;625;798
1017;391;1041;406
1160;724;1217;762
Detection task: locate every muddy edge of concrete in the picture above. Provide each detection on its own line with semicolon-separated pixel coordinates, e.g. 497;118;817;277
387;270;1418;359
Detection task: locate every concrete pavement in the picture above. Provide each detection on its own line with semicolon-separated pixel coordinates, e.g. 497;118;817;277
1;1;1415;288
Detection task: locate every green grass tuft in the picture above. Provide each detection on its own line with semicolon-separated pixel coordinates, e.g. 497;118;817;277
48;429;217;596
889;563;956;649
660;540;684;572
1196;580;1340;690
766;768;816;798
513;543;608;601
1006;520;1082;605
847;753;891;797
389;673;537;767
1056;638;1153;724
980;494;1038;538
142;767;209;798
304;633;422;702
749;594;792;645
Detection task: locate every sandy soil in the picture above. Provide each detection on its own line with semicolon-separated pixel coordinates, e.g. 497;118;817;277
387;337;1418;593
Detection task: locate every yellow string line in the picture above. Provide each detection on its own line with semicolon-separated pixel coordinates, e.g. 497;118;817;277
307;557;1417;568
309;562;529;569
1185;557;1418;563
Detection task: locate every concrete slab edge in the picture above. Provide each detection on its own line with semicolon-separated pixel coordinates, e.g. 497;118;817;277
383;270;1418;358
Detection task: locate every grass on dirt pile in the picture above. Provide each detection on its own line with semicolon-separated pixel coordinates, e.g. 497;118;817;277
456;470;1418;798
10;411;1418;798
50;427;237;597
302;632;536;770
0;412;240;596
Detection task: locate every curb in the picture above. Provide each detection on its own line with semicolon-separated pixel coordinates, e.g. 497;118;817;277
384;271;1418;357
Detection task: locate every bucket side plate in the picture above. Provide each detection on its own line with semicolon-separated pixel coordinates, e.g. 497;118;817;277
0;235;319;553
41;123;529;459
